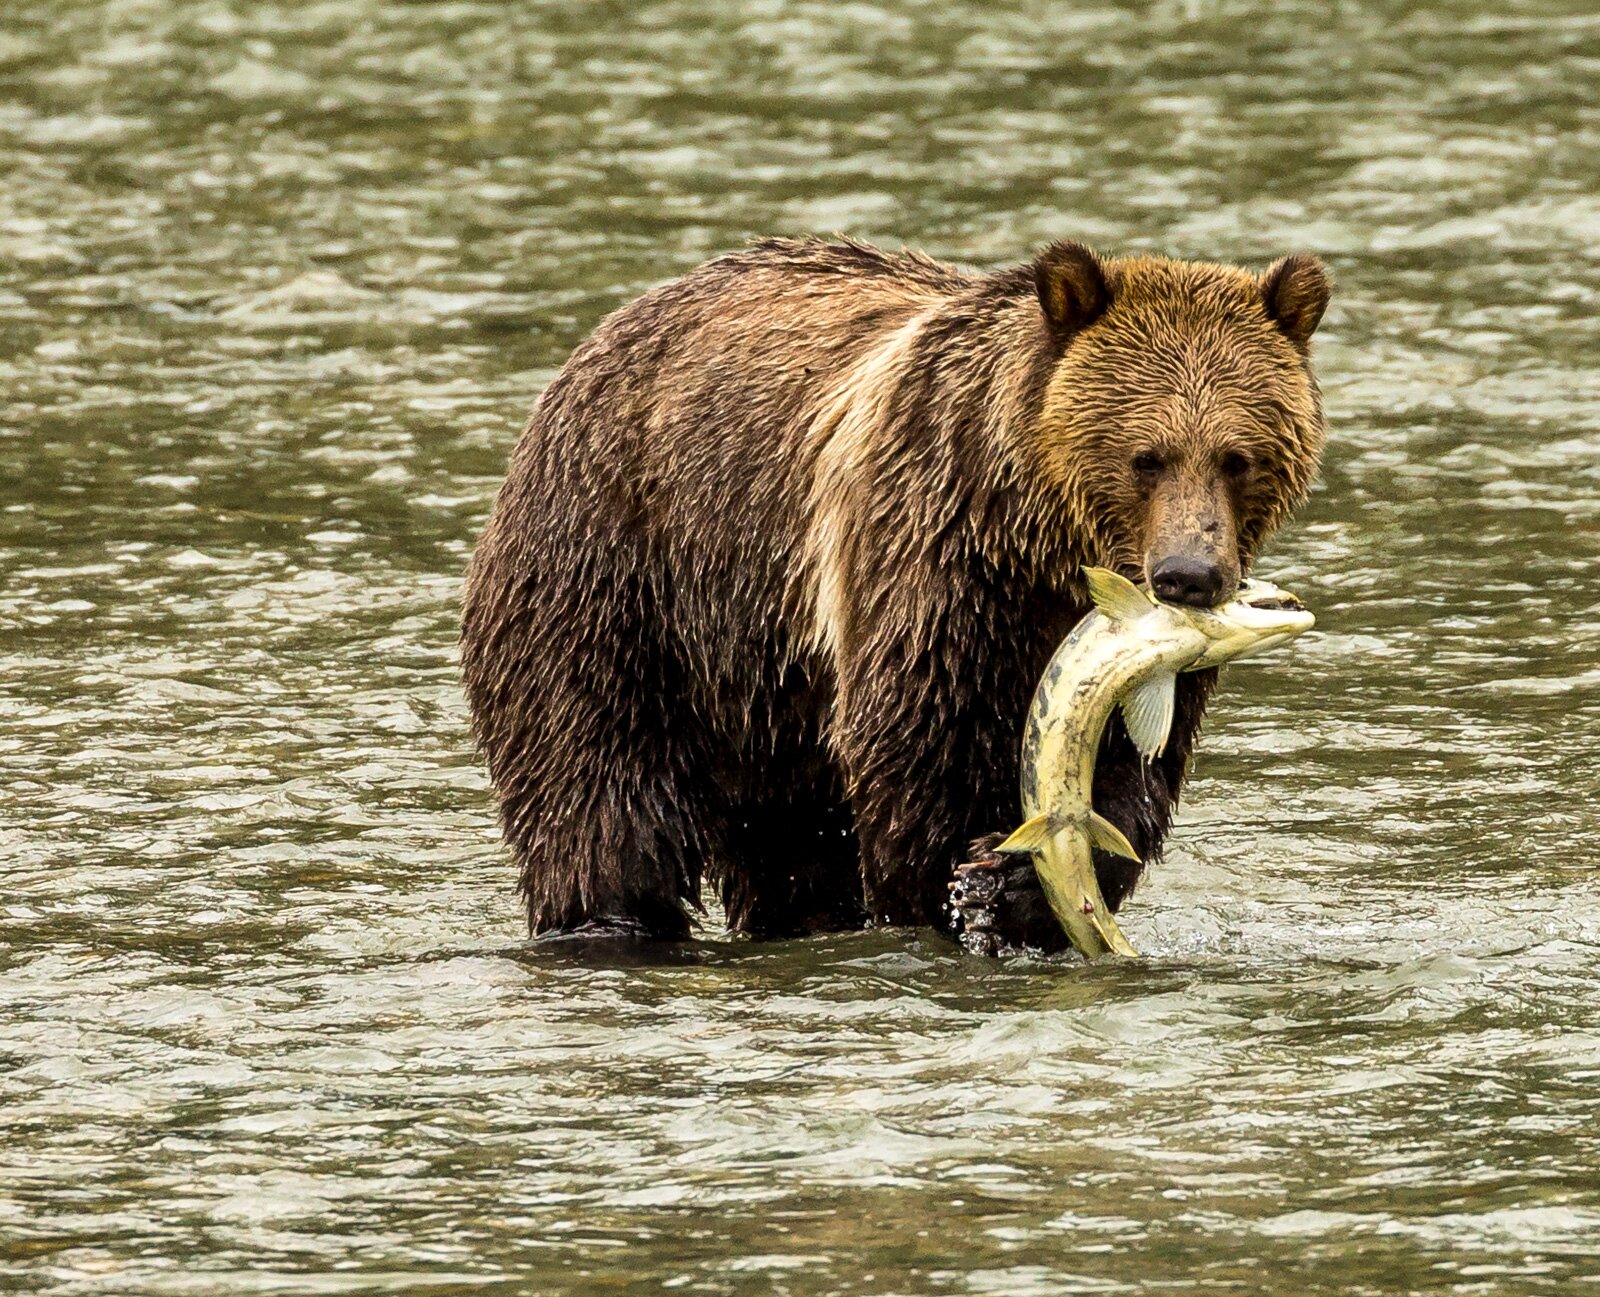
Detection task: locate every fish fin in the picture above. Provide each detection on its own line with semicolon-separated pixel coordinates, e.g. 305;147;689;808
996;813;1054;855
1083;566;1156;623
1088;812;1141;863
1122;671;1175;760
1090;911;1140;957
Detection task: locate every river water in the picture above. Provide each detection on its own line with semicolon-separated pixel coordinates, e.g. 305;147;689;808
3;2;1599;1294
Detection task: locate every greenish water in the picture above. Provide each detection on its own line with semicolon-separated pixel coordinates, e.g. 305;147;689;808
3;2;1599;1293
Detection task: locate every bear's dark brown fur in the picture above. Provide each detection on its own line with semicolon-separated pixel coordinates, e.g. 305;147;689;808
461;237;1330;946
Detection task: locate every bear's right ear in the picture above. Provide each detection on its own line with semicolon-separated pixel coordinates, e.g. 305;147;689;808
1260;254;1331;352
1034;241;1110;339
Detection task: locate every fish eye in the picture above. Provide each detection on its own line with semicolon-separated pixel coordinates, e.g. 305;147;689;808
1220;451;1253;480
1131;451;1165;477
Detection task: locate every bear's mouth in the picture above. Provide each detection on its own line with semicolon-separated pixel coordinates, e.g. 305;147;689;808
1245;595;1304;613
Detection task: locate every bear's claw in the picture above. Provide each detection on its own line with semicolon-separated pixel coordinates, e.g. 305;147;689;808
949;833;1076;958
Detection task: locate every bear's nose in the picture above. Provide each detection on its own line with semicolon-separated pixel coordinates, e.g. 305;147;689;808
1150;555;1225;608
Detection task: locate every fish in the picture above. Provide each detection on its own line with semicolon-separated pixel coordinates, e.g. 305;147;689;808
997;567;1316;960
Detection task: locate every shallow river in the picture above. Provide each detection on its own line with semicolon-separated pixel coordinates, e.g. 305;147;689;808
3;2;1600;1294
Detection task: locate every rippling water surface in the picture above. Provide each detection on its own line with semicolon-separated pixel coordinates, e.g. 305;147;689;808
3;2;1599;1293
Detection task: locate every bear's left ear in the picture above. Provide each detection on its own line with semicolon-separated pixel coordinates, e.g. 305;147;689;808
1034;241;1110;339
1260;254;1331;352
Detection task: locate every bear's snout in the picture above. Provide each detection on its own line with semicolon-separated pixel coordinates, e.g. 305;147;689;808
1150;554;1227;608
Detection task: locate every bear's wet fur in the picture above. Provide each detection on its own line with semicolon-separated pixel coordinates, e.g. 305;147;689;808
461;237;1330;947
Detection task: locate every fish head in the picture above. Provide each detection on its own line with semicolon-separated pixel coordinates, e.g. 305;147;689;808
1184;577;1316;668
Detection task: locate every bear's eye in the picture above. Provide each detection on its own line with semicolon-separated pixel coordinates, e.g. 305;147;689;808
1131;451;1165;478
1220;451;1254;480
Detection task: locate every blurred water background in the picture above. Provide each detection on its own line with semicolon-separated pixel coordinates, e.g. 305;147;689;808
2;2;1599;1293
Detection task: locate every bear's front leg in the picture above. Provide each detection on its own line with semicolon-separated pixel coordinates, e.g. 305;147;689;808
832;570;1094;952
840;691;1023;935
948;833;1073;956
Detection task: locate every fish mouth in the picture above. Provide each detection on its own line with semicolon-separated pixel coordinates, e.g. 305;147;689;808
1219;579;1316;646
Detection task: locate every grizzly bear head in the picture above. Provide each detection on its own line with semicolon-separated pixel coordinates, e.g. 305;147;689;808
1027;242;1331;607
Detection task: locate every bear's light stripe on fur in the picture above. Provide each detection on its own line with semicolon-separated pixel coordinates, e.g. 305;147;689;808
801;303;941;668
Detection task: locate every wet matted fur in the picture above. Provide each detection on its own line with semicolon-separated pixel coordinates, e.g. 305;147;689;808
461;237;1330;943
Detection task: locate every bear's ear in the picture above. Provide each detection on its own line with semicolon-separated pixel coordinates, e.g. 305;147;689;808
1034;240;1110;339
1260;254;1331;352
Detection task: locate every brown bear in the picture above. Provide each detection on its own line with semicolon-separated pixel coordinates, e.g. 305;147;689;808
460;237;1330;950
